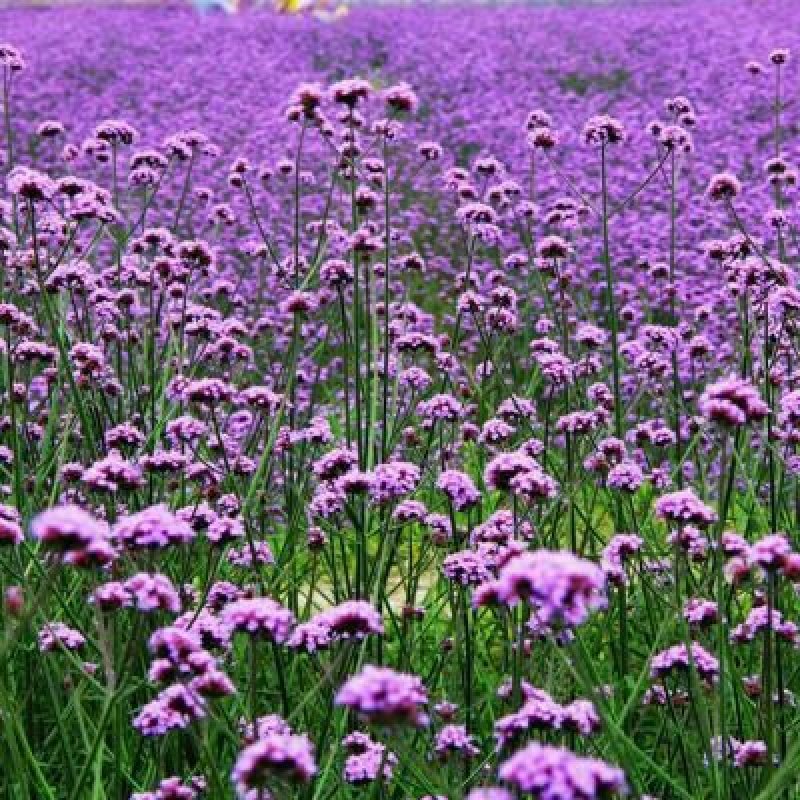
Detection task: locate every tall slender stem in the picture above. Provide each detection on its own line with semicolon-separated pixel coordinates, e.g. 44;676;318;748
600;143;623;438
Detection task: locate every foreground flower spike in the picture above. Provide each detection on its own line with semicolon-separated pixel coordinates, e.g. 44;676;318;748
222;597;295;643
437;469;481;510
133;684;207;737
336;665;428;726
329;77;371;107
477;550;606;628
231;731;316;797
38;621;86;653
341;731;396;784
131;775;206;800
0;42;25;72
706;172;742;202
113;505;195;551
699;377;768;427
383;82;418;114
31;505;115;567
499;742;627;799
654;489;717;527
466;790;514;800
582;114;627;146
0;504;23;545
313;599;384;640
434;723;480;759
650;642;720;683
7;166;56;202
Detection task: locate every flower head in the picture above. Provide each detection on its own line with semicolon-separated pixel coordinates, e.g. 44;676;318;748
484;550;606;628
336;665;428;726
7;166;56;202
31;505;115;567
699;377;768;427
232;732;316;796
582;114;626;146
499;743;626;798
706;172;741;202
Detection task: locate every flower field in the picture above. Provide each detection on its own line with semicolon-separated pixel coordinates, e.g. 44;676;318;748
3;2;800;798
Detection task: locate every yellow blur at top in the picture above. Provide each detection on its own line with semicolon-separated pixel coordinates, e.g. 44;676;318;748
275;0;349;17
191;0;347;17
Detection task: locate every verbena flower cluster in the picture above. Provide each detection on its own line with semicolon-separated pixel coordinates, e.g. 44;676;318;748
1;3;800;799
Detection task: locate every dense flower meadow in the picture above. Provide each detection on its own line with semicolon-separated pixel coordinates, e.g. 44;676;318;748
3;1;800;798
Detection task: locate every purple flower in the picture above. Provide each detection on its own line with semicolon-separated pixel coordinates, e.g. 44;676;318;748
654;489;717;527
489;550;606;628
480;418;516;446
228;541;274;567
606;461;645;492
369;461;421;504
336;665;428;727
341;732;396;784
207;516;244;545
393;499;428;523
417;394;463;425
330;77;371;106
0;504;23;546
93;118;138;145
443;550;493;587
313;447;359;482
434;724;480;759
561;699;601;736
495;689;563;749
120;573;182;614
31;505;115;567
683;598;719;627
750;533;791;570
7;166;56;202
437;469;481;510
149;625;205;665
0;42;24;72
471;510;526;545
231;732;316;796
288;620;333;653
699;377;768;427
82;451;143;493
484;452;539;491
175;608;231;651
769;47;791;66
706;172;741;202
733;740;768;767
240;714;292;744
601;534;643;585
383;82;418;114
731;606;797;644
287;601;384;653
650;642;719;682
509;465;559;503
582;114;627;146
499;742;626;798
131;776;205;800
38;622;86;653
113;505;195;551
222;598;295;643
133;684;207;737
